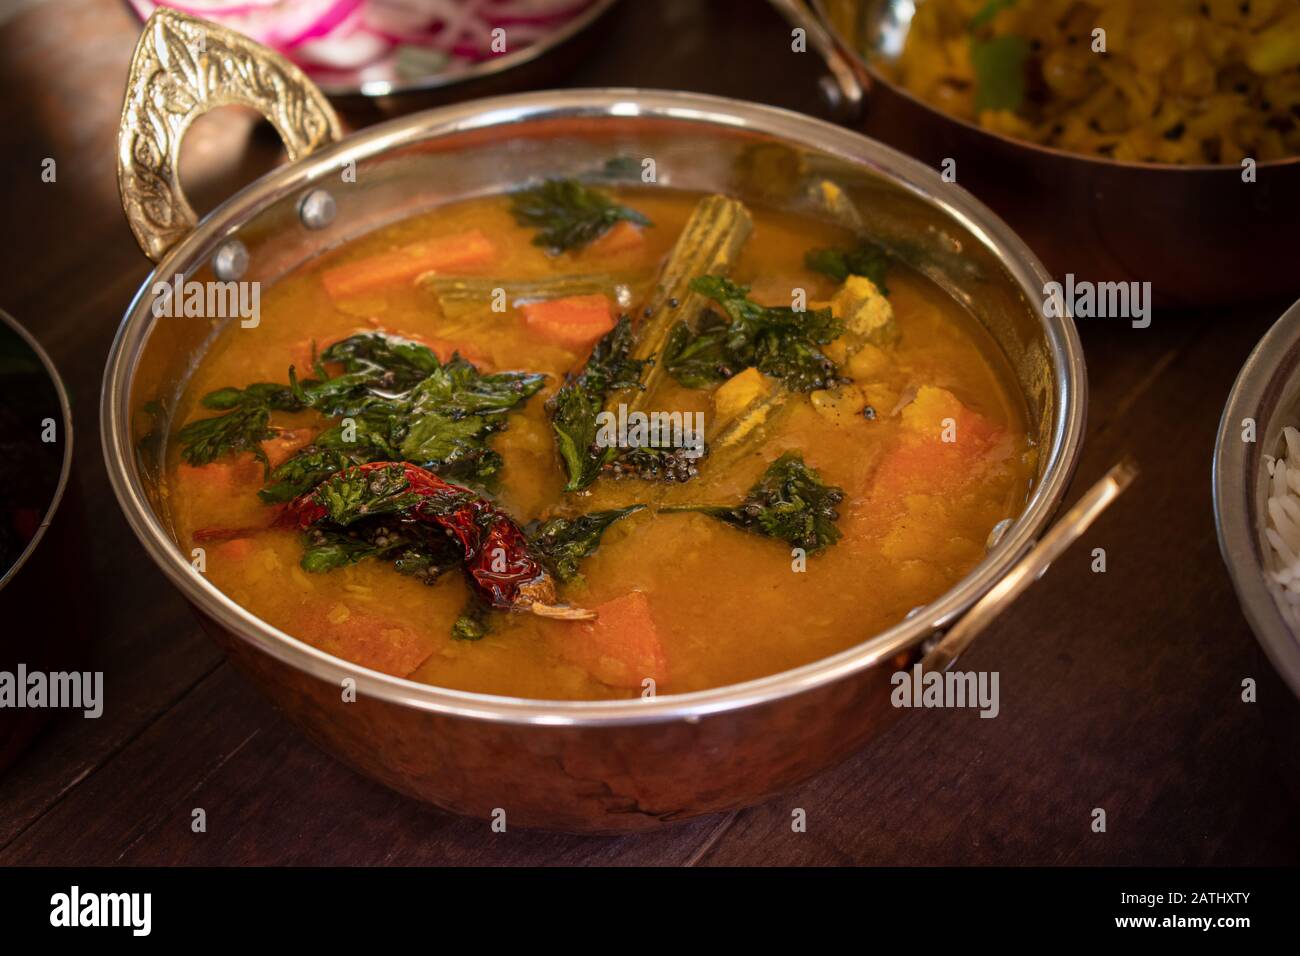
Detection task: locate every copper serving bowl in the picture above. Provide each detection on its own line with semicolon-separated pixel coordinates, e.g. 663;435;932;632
101;9;1091;831
777;0;1300;309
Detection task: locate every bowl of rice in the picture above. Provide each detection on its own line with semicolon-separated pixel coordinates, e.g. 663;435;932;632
1215;296;1300;701
782;0;1300;307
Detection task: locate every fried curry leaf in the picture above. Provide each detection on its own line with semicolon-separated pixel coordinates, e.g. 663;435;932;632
301;519;463;580
451;595;493;641
175;382;301;468
300;525;397;573
295;463;470;586
661;310;734;388
528;505;644;583
400;358;546;481
391;530;465;582
803;240;891;294
307;461;427;526
667;276;845;393
548;315;646;491
319;332;442;389
662;452;844;553
180;332;545;502
510;178;651;253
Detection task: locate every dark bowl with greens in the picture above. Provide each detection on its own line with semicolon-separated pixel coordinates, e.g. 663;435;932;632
0;310;77;771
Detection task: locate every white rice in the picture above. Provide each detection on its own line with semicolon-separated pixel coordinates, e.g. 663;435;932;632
1263;425;1300;628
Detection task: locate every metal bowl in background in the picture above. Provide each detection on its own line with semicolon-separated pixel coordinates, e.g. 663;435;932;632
777;0;1300;309
102;9;1087;830
1214;298;1300;795
125;0;620;110
0;310;82;773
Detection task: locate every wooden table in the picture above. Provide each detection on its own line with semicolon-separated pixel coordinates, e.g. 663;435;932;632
1;0;1297;866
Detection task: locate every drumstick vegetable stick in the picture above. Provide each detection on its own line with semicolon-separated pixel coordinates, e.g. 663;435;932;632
611;194;753;416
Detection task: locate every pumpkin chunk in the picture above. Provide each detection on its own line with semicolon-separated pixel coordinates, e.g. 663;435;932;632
554;590;667;689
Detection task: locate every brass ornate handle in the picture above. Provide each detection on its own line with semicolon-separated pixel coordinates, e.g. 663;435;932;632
117;7;342;262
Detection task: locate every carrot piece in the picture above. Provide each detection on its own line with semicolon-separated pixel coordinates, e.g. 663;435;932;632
868;386;1007;504
176;456;262;492
213;537;255;562
307;605;436;677
842;386;1016;551
322;230;496;300
175;433;311;493
554;590;668;689
589;219;644;254
520;294;615;350
262;429;316;468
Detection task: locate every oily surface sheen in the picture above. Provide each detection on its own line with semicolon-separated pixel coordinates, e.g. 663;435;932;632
165;189;1035;700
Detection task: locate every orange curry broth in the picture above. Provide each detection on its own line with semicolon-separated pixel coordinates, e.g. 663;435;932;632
163;188;1036;700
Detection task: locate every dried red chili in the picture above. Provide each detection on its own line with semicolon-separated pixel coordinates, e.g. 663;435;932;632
279;461;592;620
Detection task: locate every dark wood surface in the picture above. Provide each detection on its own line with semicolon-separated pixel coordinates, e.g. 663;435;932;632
1;0;1297;866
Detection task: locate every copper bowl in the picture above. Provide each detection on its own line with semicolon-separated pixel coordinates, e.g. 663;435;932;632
779;0;1300;309
101;9;1087;831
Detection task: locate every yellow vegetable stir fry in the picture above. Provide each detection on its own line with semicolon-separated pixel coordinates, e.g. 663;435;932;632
886;0;1300;164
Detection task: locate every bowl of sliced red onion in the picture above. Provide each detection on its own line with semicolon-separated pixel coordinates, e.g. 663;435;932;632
125;0;617;99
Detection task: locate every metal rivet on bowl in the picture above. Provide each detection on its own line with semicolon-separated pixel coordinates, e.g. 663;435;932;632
818;76;845;112
212;239;248;281
299;189;337;230
985;518;1013;552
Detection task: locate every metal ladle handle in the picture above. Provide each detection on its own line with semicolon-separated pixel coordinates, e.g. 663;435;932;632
768;0;866;123
921;459;1139;673
117;7;341;262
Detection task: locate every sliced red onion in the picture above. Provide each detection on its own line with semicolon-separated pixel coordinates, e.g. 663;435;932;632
295;6;393;68
131;1;363;50
129;0;596;76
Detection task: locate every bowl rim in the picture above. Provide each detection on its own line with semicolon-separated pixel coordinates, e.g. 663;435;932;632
101;87;1087;726
1214;297;1300;699
812;0;1300;175
0;309;75;594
